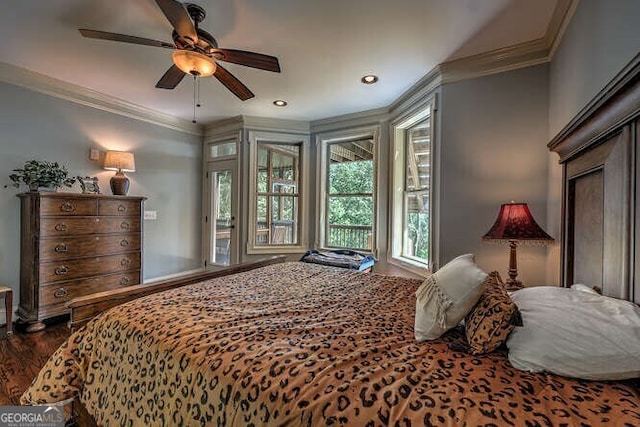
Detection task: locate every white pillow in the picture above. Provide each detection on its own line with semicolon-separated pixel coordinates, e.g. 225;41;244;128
570;283;600;294
415;254;487;341
507;286;640;380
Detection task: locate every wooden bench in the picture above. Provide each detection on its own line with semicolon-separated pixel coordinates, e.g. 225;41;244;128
0;286;12;335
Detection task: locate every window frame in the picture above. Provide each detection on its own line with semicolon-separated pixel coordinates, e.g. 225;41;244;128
389;96;438;274
247;130;309;254
315;126;379;254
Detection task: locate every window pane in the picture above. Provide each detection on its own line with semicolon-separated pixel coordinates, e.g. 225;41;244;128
269;195;298;245
271;152;295;181
328;196;373;250
406;120;430;191
209;141;236;159
404;193;429;262
329;141;374;194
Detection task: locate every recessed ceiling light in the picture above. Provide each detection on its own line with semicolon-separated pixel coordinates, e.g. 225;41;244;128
361;74;378;84
273;100;288;107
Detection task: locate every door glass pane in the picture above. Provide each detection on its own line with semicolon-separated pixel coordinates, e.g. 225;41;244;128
212;169;232;266
209;142;236;159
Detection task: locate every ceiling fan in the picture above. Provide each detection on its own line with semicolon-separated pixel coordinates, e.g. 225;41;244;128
79;0;281;101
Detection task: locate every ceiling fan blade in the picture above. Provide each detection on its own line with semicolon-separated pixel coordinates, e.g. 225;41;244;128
213;64;255;101
211;49;281;73
79;29;174;49
155;65;186;89
155;0;197;45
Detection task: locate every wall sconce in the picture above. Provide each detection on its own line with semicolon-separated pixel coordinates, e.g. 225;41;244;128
103;150;135;196
482;202;554;288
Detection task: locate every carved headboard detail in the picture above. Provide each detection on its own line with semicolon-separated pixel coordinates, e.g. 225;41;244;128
548;54;640;304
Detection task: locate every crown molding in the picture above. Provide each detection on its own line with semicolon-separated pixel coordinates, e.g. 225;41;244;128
204;115;310;138
548;0;580;59
438;0;574;84
203;116;245;137
389;66;442;117
0;61;202;136
310;107;389;134
242;115;310;134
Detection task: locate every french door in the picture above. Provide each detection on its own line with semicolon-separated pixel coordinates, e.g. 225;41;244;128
206;160;238;266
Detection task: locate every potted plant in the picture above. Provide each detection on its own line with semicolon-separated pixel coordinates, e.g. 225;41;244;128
6;160;76;192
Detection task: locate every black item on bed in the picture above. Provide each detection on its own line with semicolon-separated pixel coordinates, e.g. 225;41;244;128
300;249;376;271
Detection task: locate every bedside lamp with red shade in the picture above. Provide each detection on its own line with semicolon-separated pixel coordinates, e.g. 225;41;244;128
482;202;554;288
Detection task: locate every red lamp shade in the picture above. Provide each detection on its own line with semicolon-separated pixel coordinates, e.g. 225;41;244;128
482;202;553;289
482;203;553;244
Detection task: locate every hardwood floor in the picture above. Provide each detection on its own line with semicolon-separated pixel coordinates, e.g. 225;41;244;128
0;321;70;405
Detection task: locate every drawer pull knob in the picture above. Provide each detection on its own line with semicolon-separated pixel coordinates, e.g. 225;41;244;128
120;239;129;247
55;266;69;275
120;221;130;230
118;204;127;212
54;243;68;253
54;288;68;299
120;277;130;285
54;223;68;232
60;202;75;212
120;258;131;267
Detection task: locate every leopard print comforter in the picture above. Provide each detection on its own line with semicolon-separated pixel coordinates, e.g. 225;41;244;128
22;262;640;426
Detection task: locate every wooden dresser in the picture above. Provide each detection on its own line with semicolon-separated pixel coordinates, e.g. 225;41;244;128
17;192;145;331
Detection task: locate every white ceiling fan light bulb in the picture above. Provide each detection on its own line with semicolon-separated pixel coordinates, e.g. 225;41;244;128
172;50;217;77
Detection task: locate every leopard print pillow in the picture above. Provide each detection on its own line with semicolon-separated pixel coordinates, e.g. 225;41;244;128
465;272;522;354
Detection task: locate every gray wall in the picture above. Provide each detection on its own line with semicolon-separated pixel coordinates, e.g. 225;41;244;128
439;64;550;285
0;82;203;323
545;0;640;284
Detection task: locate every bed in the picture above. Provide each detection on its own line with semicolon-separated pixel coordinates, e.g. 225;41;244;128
21;56;640;426
20;261;640;425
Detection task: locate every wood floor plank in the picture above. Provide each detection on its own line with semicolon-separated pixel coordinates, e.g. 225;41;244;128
0;322;70;406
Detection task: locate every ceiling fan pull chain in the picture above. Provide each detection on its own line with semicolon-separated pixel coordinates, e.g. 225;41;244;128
196;77;201;108
192;75;197;123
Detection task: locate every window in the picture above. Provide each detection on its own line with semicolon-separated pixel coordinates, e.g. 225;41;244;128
390;99;435;271
247;131;309;254
317;128;378;252
255;143;299;246
403;120;430;262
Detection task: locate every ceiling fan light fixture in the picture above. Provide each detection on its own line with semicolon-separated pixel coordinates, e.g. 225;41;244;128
172;50;216;77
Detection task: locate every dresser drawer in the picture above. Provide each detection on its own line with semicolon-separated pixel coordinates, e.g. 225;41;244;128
39;233;141;262
40;197;97;216
98;199;141;216
39;271;141;307
40;252;141;284
40;217;141;237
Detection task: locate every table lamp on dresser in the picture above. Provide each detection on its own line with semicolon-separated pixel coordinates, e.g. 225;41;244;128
103;150;135;196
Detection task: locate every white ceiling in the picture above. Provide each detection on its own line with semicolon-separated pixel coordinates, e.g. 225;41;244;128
0;0;558;124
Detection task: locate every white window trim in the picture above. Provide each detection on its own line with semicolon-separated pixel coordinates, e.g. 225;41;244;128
388;95;439;275
247;130;309;254
315;125;380;255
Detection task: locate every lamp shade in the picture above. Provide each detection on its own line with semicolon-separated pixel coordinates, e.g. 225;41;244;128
482;202;553;244
172;50;217;77
103;151;135;172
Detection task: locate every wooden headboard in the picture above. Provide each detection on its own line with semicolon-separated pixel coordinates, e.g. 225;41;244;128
548;54;640;304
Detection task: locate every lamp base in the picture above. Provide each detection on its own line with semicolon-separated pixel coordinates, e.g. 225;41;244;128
110;171;130;196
